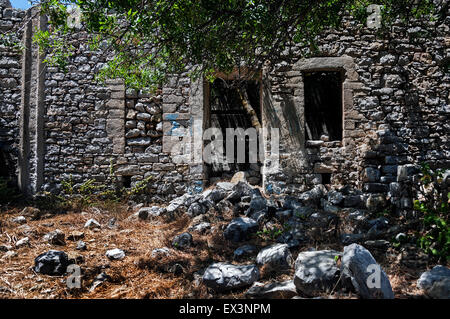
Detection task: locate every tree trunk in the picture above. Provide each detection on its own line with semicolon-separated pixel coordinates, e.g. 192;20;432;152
238;88;261;130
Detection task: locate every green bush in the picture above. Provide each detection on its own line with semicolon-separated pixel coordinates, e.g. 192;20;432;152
45;171;153;212
413;162;449;261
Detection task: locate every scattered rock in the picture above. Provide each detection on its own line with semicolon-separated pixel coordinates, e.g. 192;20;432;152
137;206;165;219
34;250;69;275
76;241;87;251
1;250;17;260
417;265;450;299
188;222;211;234
168;263;184;275
234;245;257;260
341;243;394;299
367;217;389;232
0;244;12;252
89;272;110;292
291;205;315;219
172;232;193;249
224;217;258;242
20;207;41;220
341;233;366;245
15;237;30;247
231;171;247;184
245;280;298;299
328;191;344;206
294;250;342;296
202;262;259;292
298;185;326;205
17;224;35;236
344;195;363;208
366;194;386;212
68;231;85;241
245;192;267;216
106;248;125;260
204;188;227;204
216;182;235;192
276;210;292;221
364;240;390;249
84;218;101;229
187;202;207;216
395;233;407;242
11;216;26;224
166;193;194;213
228;181;253;203
321;199;339;213
151;247;171;258
43;229;66;245
256;244;293;272
107;217;117;228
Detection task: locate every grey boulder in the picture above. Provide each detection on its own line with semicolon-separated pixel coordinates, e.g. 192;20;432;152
34;250;69;276
43;229;65;245
245;280;298;299
202;262;259;292
256;244;293;272
84;218;101;229
137;206;165;219
417;265;450;299
187;202;207;216
224;217;258;242
172;232;193;249
106;248;125;260
294;250;341;296
234;245;257;260
341;244;394;299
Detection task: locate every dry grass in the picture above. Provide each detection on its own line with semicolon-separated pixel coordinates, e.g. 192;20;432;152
0;202;444;299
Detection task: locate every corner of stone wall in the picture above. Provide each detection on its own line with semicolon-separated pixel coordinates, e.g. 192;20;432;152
106;79;125;155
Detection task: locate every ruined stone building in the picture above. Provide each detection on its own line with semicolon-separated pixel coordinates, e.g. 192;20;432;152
0;0;449;210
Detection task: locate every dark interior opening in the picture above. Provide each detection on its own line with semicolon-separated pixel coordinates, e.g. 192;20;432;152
321;173;332;185
206;79;262;185
304;71;343;142
0;149;8;178
122;175;132;188
0;142;13;179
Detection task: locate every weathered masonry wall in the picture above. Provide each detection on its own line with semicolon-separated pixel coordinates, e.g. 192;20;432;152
1;1;449;207
262;13;450;211
0;0;24;181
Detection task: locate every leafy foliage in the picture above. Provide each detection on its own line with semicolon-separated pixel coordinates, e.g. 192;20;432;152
25;0;440;89
36;166;152;212
413;163;449;261
256;223;291;241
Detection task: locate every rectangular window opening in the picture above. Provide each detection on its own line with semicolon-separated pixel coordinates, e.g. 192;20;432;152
205;78;262;186
304;71;343;142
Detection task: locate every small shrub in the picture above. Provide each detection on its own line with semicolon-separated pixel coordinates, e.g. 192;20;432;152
413;162;449;261
256;223;291;242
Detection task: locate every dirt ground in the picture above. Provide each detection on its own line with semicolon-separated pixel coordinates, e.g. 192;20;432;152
0;203;441;299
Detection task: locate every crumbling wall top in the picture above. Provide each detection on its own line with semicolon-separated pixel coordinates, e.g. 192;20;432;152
0;0;11;9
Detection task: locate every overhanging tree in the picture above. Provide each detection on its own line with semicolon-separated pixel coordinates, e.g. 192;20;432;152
18;0;445;89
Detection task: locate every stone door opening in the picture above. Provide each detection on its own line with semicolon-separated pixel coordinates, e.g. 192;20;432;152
304;71;343;142
204;78;263;185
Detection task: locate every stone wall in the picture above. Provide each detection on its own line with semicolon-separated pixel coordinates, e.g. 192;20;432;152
0;0;25;180
1;3;449;207
262;13;450;211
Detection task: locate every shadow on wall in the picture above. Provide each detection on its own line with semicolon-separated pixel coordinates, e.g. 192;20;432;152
0;141;16;181
358;45;450;211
